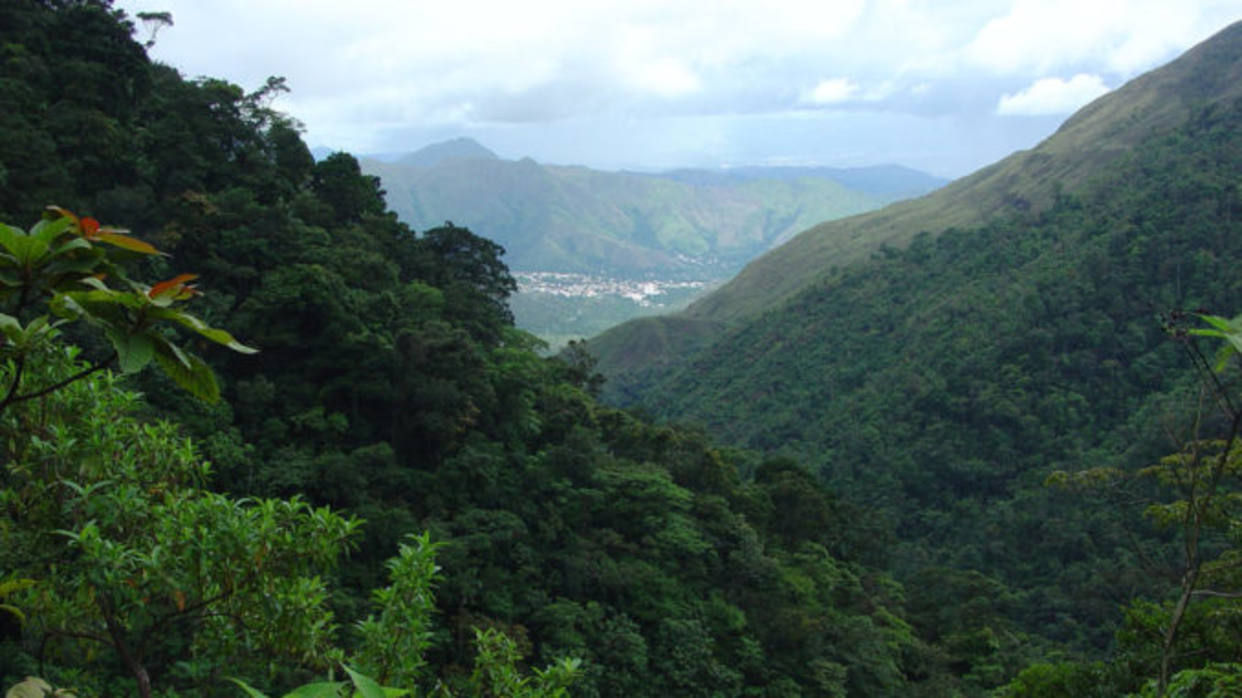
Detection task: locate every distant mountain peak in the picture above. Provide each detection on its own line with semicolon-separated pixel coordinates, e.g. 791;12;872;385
398;137;499;167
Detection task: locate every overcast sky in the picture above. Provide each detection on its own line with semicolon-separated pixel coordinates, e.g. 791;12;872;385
114;0;1242;178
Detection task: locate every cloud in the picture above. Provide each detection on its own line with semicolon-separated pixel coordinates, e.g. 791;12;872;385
996;74;1111;115
804;78;859;104
963;0;1241;77
113;0;1242;175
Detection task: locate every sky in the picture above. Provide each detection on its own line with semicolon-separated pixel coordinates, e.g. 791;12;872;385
114;0;1242;178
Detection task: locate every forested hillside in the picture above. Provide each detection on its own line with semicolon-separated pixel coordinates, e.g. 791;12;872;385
590;19;1242;697
0;2;946;696
590;19;1242;371
3;2;1240;697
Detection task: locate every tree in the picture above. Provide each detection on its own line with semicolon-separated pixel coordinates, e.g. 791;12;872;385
0;336;360;697
1050;311;1242;696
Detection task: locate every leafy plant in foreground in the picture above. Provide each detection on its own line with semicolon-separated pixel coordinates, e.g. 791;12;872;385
0;207;255;408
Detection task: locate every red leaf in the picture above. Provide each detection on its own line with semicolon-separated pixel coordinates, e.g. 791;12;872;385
149;273;199;299
80;217;100;238
95;232;163;255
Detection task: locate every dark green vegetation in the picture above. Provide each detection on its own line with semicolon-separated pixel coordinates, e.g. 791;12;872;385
591;18;1242;368
0;2;948;696
3;1;1240;695
590;18;1242;697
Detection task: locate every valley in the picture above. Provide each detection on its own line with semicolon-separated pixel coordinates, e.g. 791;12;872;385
360;143;945;345
5;3;1242;697
510;271;714;348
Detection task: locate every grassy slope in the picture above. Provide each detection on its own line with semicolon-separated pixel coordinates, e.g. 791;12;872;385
589;20;1242;378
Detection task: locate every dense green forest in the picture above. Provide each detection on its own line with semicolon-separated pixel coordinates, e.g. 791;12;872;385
596;60;1242;697
1;2;1240;697
1;2;930;696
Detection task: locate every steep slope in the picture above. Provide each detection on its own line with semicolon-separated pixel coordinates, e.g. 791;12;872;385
590;18;1242;659
591;20;1242;375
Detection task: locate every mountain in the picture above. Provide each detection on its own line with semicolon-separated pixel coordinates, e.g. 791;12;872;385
586;17;1242;671
362;148;945;346
395;136;499;167
362;147;944;277
590;19;1242;376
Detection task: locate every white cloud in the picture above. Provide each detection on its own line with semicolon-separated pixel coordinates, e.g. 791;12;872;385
805;78;859;104
624;58;702;97
963;0;1241;77
801;77;898;106
112;0;1242;174
996;74;1111;115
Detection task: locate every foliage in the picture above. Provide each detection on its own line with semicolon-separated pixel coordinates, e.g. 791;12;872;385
4;676;77;698
596;95;1242;687
1139;663;1242;698
0;207;255;406
229;665;406;698
466;628;580;698
0;3;1013;695
353;533;440;688
1;348;360;696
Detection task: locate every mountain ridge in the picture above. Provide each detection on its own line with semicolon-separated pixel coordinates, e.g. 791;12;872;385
589;19;1242;378
362;147;946;278
580;19;1242;666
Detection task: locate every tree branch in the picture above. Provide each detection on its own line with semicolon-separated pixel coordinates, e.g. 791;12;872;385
2;352;116;410
1190;589;1242;599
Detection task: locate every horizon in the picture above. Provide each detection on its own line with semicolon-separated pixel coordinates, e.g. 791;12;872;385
115;1;1242;179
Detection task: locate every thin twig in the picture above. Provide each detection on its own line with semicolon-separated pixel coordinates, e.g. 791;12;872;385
4;353;116;408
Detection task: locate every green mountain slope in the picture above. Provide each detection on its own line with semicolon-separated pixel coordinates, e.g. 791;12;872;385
590;18;1242;667
590;20;1242;376
362;151;941;277
0;5;969;695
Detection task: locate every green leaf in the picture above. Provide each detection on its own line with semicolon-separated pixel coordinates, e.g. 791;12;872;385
74;276;110;291
0;224;26;260
0;314;20;343
61;288;147;310
152;338;220;403
284;682;348;698
43;236;92;261
0;234;34;267
1190;314;1242;371
146;307;259;354
6;677;54;698
105;328;155;373
342;666;402;698
0;603;25;625
29;215;74;245
226;677;271;698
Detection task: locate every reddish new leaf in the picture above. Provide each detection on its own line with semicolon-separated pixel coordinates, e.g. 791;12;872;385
95;231;163;256
149;273;199;300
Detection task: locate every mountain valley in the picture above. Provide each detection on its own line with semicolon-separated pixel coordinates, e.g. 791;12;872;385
3;3;1242;696
360;144;945;345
